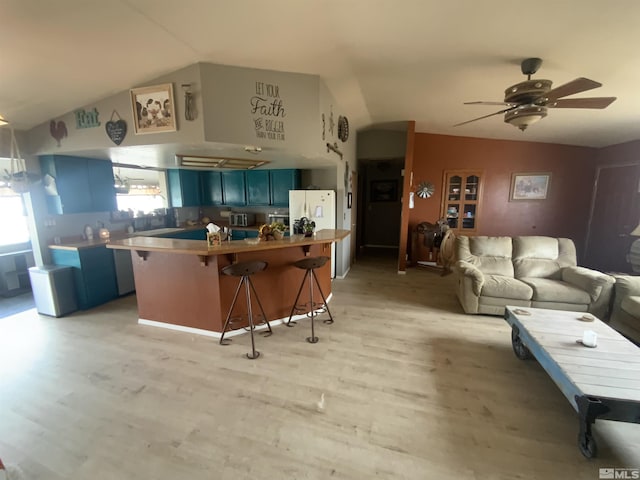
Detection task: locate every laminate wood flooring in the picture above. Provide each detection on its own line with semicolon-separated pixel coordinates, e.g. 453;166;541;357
1;254;638;479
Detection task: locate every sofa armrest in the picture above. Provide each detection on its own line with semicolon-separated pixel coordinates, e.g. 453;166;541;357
613;275;640;296
456;260;485;296
561;266;615;301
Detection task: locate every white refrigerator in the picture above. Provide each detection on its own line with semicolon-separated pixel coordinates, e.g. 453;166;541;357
289;190;336;278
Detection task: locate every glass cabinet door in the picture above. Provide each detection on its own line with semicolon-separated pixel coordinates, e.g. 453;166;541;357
441;171;482;234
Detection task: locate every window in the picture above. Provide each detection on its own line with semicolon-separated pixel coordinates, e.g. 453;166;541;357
116;191;165;215
0;193;30;247
113;165;167;216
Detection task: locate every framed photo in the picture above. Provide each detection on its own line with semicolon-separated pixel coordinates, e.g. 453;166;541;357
371;180;398;202
510;173;551;201
130;83;176;134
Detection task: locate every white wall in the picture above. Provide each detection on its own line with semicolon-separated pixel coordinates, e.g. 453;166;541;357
25;63;206;155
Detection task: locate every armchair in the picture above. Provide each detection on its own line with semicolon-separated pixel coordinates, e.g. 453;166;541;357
609;275;640;344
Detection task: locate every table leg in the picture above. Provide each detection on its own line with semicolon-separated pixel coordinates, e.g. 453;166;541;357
511;325;533;360
575;395;610;459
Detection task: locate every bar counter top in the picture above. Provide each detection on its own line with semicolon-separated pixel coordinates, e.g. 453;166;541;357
105;229;350;256
106;229;350;334
48;226;206;251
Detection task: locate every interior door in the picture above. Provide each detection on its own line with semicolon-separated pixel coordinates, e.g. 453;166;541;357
585;164;640;272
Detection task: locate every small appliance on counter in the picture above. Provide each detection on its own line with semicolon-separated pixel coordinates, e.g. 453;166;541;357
229;213;255;227
268;213;289;227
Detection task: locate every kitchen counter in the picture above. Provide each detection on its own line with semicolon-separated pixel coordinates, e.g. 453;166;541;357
104;229;350;336
48;226;207;250
107;229;350;258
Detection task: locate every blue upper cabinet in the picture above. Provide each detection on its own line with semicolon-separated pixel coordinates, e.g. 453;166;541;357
40;155;116;214
270;169;301;206
166;168;300;208
222;171;246;206
201;171;223;206
88;159;117;212
246;170;270;205
168;169;202;207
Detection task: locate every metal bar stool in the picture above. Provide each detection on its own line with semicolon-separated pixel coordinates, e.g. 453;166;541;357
286;256;334;343
219;260;272;359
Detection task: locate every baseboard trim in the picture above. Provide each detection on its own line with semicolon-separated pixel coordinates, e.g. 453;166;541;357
138;293;333;338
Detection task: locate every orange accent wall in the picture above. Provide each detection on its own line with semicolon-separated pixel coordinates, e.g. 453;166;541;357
409;133;598;261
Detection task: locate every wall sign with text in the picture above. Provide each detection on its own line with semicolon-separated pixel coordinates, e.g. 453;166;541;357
251;81;286;141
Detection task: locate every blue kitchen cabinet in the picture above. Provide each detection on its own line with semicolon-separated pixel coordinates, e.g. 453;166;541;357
270;169;301;206
246;170;270;205
231;229;246;240
40;155;115;214
50;246;118;310
228;229;258;240
169;229;206;240
201;171;223;205
168;169;202;207
88;159;117;212
222;171;246;206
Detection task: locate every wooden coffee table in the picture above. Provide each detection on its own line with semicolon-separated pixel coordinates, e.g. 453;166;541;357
504;306;640;458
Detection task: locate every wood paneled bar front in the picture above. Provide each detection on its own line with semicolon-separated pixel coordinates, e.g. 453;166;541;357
106;229;350;336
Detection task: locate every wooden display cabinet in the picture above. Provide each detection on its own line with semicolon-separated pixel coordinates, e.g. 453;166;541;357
441;170;483;234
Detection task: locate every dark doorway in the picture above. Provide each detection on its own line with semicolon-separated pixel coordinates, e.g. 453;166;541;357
356;159;404;255
585;163;640;272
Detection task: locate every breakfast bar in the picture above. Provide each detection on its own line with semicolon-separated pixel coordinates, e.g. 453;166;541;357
107;229;350;336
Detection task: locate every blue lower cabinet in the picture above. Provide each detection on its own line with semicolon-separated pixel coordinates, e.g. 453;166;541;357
50;246;118;310
229;229;258;240
162;229;206;240
231;230;247;240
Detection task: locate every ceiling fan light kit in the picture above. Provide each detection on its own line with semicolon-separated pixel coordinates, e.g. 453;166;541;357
504;105;548;131
456;58;616;131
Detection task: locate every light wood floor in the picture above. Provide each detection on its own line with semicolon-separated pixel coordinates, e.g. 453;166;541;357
1;254;638;479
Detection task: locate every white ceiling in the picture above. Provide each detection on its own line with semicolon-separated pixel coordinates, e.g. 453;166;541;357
2;0;640;159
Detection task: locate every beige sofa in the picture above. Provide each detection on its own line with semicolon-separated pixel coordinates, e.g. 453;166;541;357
609;275;640;343
455;236;615;317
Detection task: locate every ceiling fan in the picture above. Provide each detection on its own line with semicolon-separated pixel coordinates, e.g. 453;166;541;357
455;58;617;131
114;169;143;194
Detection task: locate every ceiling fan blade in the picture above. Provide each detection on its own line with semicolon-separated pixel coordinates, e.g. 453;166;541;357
454;107;517;127
464;101;515;106
547;97;617;109
545;77;602;101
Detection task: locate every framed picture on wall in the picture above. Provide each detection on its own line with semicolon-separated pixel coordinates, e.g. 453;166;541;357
371;180;398;202
130;83;176;134
510;172;551;201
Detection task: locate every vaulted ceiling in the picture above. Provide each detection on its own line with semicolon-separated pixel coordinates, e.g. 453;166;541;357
2;0;640;155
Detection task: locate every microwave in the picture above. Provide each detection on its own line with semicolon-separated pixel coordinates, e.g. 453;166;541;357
229;213;255;227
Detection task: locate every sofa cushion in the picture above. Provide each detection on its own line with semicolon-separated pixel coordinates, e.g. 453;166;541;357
513;237;577;279
621;295;640;317
481;274;532;300
457;236;514;276
520;277;591;304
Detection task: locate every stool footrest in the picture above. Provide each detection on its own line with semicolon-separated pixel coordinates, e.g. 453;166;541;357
293;302;327;314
